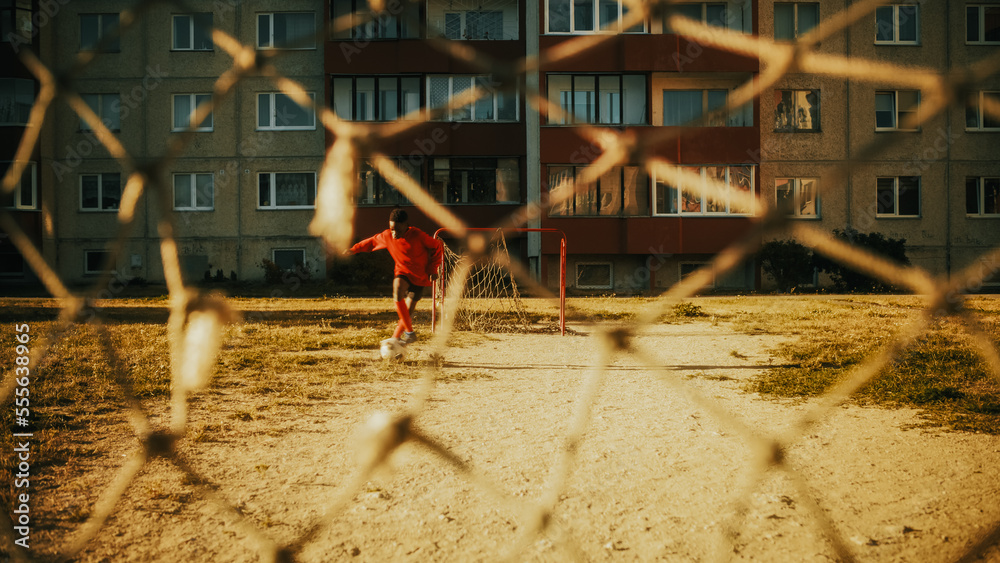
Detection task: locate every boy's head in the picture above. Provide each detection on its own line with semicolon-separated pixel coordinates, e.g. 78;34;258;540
389;208;409;239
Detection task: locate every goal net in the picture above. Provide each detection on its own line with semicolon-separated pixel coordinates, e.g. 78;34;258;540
435;230;531;333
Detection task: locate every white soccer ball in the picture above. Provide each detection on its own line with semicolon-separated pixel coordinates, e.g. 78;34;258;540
380;339;405;361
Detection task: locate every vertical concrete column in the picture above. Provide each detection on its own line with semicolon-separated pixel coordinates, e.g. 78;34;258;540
526;0;542;280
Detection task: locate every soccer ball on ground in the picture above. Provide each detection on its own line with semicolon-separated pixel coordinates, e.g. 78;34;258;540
380;338;406;361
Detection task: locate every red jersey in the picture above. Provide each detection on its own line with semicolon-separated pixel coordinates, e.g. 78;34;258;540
350;226;443;287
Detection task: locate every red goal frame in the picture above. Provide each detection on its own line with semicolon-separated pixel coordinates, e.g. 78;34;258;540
431;228;567;336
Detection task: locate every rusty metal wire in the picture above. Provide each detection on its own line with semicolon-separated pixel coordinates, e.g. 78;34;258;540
2;0;1000;561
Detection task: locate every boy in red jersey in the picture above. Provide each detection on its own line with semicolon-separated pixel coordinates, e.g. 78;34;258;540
346;208;443;348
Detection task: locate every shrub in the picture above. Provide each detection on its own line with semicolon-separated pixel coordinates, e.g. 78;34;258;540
758;239;814;292
814;228;910;292
327;251;394;288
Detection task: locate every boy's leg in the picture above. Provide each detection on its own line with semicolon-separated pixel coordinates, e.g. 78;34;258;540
392;276;413;339
400;285;424;344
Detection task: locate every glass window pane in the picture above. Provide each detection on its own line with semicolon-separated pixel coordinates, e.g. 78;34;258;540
194;94;212;128
102;173;120;210
706;4;727;28
680;166;702;213
258;14;270;46
547;74;572;124
623;75;646;124
401;77;421;117
549;0;571;32
173;95;191;130
259;174;270;206
444;13;461;39
876;178;895;214
174;175;191;208
598;75;620;124
452;77;472;121
102;95;119;130
875;6;894;41
774;4;794;40
968;6;980;42
705;166;726;212
574;0;595;31
496;158;519;202
474;76;495;121
984;178;1000;214
275;173;313;206
194;13;213;49
274;93;313;127
799;3;819;35
173;15;191;49
599;0;619;30
663;90;702;125
984;92;1000;128
573;76;596;123
623;166;647;215
875;92;895;128
81;14;100;49
799;178;817;215
966;177;980;214
274;12;314;47
379;77;398;121
776;178;794;215
707;90;727;126
429;76;450;117
898;6;917;42
599;167;622;215
355;77;375;121
82;175;99;209
548;166;574;216
258;94;270;127
730;166;754;214
102;14;120;51
899;176;920;215
196;174;214;208
986;7;1000;42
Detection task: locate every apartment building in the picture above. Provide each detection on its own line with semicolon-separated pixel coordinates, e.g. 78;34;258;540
1;0;41;284
3;1;996;291
29;0;327;285
759;1;1000;288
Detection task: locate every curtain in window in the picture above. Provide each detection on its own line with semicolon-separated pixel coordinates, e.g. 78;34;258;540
875;92;895;128
663;90;701;126
275;173;314;206
196;174;214;208
549;0;571;32
622;166;647;216
174;175;191;208
102;173;121;210
496;159;519;203
623;75;646;124
275;13;314;46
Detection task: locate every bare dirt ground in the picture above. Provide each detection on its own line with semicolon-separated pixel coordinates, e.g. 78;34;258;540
29;320;1000;562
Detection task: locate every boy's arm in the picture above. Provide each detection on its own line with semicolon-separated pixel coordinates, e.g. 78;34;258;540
345;232;382;255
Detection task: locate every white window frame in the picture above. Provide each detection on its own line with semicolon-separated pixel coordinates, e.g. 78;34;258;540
80;13;120;52
775;177;820;219
257;92;316;130
0;78;34;126
966;91;1000;131
79;172;121;212
547;73;647;125
84;250;114;275
876;176;921;217
80;93;121;132
171;13;214;51
272;248;307;272
652;165;757;216
773;2;819;41
427;75;519;122
173;173;215;211
966;177;1000;217
875;90;920;132
875;4;919;45
966;4;1000;45
576;262;614;289
1;161;37;210
546;0;647;34
256;12;316;50
257;172;317;210
172;93;214;132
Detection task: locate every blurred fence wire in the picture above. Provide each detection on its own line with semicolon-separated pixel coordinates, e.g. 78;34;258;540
2;0;1000;561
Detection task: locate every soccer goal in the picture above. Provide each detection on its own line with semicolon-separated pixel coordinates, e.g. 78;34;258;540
432;228;566;335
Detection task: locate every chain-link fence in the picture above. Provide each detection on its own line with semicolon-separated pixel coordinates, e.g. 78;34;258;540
2;0;1000;561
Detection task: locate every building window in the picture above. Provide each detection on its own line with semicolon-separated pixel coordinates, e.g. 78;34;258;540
875;4;918;44
357;158;417;206
966;177;1000;216
966;91;1000;131
776;178;819;218
774;89;820;131
258;172;316;209
332;76;421;121
547;74;647;125
428;75;519;122
172;13;213;51
0;250;24;278
1;1;34;47
653;165;755;216
0;161;37;210
662;3;728;32
80;13;120;52
172;94;214;132
331;0;420;39
680;262;714;287
80;173;121;211
272;249;306;272
662;89;727;126
430;158;520;204
967;5;1000;44
257;12;316;49
774;3;818;41
875;90;919;131
548;165;649;216
576;262;613;289
0;78;33;126
428;0;519;40
876;176;920;217
257;92;316;130
80;94;121;132
547;0;646;33
173;173;214;210
84;250;114;274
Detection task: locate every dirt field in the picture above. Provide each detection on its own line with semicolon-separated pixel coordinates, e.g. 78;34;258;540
22;317;1000;562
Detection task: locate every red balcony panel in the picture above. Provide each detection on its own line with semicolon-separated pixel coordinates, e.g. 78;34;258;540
538;216;757;255
540;217;625;254
539;34;758;73
326;40;525;74
354;205;524;241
